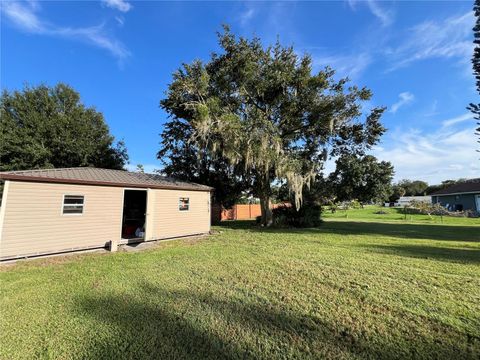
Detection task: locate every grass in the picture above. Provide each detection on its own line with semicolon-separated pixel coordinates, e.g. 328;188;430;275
323;205;480;226
1;216;479;359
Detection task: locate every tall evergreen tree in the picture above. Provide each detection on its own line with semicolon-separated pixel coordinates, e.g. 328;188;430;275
0;83;128;171
468;0;480;153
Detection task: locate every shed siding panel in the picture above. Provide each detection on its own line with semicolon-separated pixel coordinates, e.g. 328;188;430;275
151;189;210;239
0;181;123;259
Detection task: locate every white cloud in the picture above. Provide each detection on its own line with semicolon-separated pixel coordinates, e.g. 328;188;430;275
441;113;475;128
234;2;299;46
239;7;255;26
1;1;130;61
365;0;393;27
1;0;43;32
374;124;479;184
102;0;132;13
390;92;414;113
313;52;372;80
424;100;439;117
386;11;474;71
115;16;125;27
348;0;394;27
59;26;130;60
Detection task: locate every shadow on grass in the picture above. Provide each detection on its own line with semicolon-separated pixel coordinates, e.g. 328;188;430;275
361;244;480;264
215;220;480;242
73;282;479;359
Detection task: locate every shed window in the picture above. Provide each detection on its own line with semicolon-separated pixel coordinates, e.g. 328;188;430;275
63;195;84;214
179;197;189;211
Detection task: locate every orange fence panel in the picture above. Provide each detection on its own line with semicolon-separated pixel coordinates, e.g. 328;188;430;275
211;203;291;223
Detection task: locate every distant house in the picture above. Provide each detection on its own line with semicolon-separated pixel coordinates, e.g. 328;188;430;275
397;196;431;206
431;179;480;212
386;196;431;207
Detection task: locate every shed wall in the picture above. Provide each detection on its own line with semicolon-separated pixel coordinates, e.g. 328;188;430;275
0;181;123;259
149;189;211;240
0;182;212;260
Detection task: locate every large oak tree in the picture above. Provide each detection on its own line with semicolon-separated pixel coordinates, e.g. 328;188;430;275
160;27;386;225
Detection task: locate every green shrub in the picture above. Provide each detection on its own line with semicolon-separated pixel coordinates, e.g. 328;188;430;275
272;203;323;228
351;199;362;209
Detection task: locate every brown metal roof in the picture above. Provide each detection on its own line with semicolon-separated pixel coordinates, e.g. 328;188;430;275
431;178;480;196
0;167;214;192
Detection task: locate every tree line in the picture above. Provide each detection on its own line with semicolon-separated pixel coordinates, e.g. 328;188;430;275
388;179;468;202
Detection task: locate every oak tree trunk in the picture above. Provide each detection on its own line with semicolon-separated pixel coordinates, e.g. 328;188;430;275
260;194;273;227
258;174;273;226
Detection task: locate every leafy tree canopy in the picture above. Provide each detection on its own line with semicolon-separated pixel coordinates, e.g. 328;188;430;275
396;179;429;196
160;26;386;225
328;154;394;204
425;179;468;195
0;83;128;171
158;115;251;208
389;185;406;203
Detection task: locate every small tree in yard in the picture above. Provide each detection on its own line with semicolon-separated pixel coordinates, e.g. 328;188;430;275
389;184;406;203
161;27;386;226
409;200;449;220
328;154;394;205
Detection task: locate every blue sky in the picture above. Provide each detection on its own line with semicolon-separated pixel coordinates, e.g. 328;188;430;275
1;0;478;184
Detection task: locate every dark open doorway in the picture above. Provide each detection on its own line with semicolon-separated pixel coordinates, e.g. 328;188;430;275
122;190;147;239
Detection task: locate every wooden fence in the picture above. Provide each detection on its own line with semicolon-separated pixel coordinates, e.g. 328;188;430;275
211;203;289;223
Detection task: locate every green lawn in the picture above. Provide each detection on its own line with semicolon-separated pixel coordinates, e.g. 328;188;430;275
323;205;480;226
1;218;479;359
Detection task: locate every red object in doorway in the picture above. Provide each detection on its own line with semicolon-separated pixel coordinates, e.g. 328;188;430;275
122;225;137;238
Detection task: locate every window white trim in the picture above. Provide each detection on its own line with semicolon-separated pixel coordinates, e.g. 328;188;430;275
179;197;190;211
62;194;85;216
